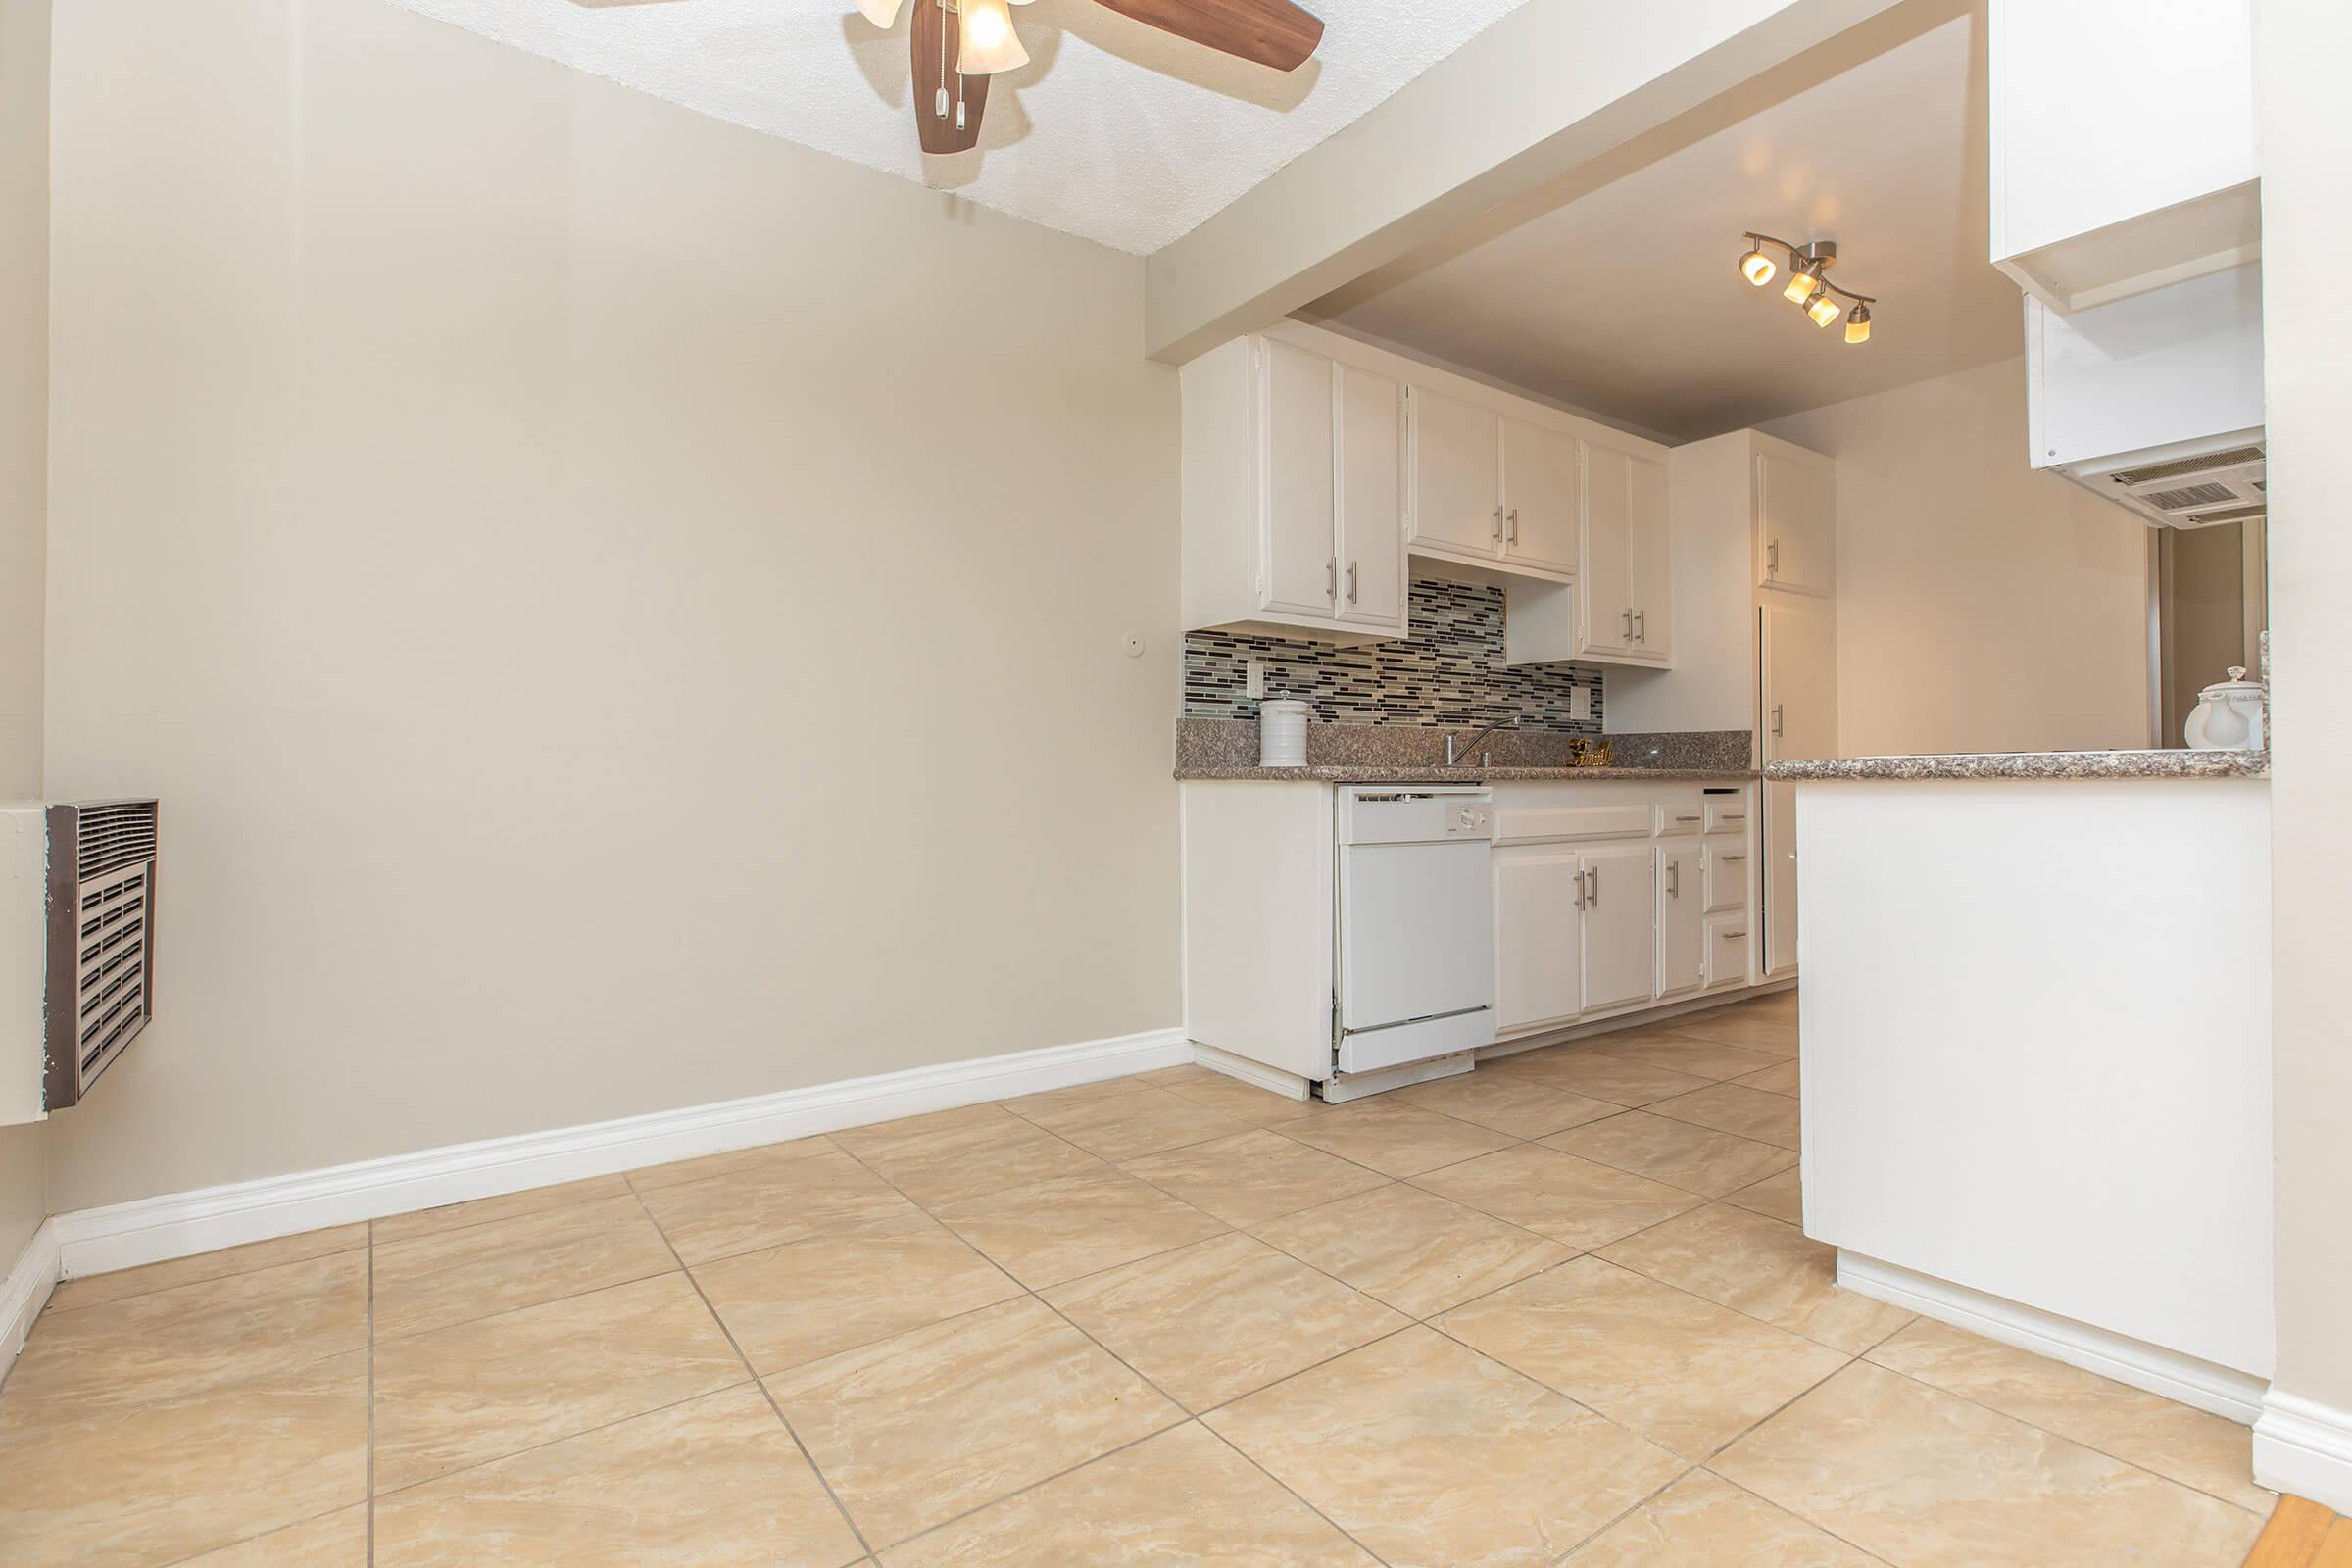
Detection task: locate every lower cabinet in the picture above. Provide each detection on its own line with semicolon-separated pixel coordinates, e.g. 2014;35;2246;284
1705;912;1752;991
1656;843;1704;1000
1493;848;1585;1034
1581;845;1657;1012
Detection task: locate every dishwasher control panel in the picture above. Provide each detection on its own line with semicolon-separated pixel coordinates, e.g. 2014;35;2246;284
1339;787;1495;847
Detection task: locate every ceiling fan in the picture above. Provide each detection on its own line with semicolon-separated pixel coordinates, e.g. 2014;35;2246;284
856;0;1326;153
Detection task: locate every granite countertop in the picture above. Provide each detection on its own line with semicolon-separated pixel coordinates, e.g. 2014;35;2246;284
1766;749;2271;781
1178;763;1761;783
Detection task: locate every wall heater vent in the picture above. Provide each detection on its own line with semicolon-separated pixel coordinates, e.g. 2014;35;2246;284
2;799;160;1122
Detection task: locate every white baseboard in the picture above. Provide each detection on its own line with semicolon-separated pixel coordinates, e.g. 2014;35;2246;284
1190;1043;1311;1100
2255;1389;2352;1512
53;1026;1190;1282
1838;1250;2269;1425
1;1218;61;1381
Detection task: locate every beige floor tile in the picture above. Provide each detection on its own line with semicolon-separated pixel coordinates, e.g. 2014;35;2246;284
1012;1086;1256;1161
1866;1318;2274;1512
766;1295;1181;1547
1414;1145;1702;1250
694;1211;1023;1375
931;1166;1227;1289
1597;1203;1911;1354
1156;1072;1323;1126
1650;1082;1802;1149
1665;1012;1800;1055
829;1102;1023;1157
374;1174;635;1245
1714;1361;2264;1568
1726;1166;1805;1225
372;1194;679;1340
1586;1036;1789;1082
3;1250;366;1423
1137;1063;1219;1088
372;1272;746;1492
1437;1257;1849;1459
1278;1102;1518;1178
0;1350;367;1568
1044;1233;1408;1411
1543;1110;1797;1198
1386;1070;1623;1140
1735;1059;1804;1097
374;1385;862;1567
1252;1183;1574;1319
1121;1128;1389;1227
45;1224;368;1315
180;1507;369;1566
1002;1074;1159;1119
636;1147;922;1265
1561;1472;1886;1566
625;1134;839;1194
848;1112;1109;1208
880;1423;1377;1568
1202;1326;1683;1568
1490;1050;1720;1106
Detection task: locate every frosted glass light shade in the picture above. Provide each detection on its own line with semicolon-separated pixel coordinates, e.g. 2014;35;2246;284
1739;248;1777;287
957;0;1029;73
857;0;906;25
1845;303;1873;343
1783;268;1820;305
1806;291;1843;327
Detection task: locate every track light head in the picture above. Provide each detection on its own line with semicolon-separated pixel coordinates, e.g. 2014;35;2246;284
1783;267;1821;305
1845;302;1873;344
1806;291;1843;327
1739;245;1777;287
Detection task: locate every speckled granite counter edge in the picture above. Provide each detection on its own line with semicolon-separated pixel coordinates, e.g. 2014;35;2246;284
1765;750;2270;781
1178;764;1760;783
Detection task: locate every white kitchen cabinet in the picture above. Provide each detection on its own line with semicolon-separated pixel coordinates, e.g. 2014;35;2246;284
1405;387;1502;561
1499;416;1581;576
1580;843;1657;1013
1756;447;1834;599
1656;843;1704;1000
1705;912;1752;991
1701;839;1748;914
1492;847;1585;1034
1990;0;2258;314
1761;601;1838;979
1573;441;1673;665
1181;335;1407;642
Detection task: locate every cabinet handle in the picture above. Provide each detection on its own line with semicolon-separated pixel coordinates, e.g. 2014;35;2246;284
1673;813;1701;823
1585;865;1600;907
1327;558;1338;600
1573;868;1587;911
1719;812;1746;822
1634;609;1645;643
1724;929;1747;939
1767;540;1780;576
1492;505;1503;543
1506;507;1519;544
1667;861;1680;898
1621;610;1634;640
1771;704;1785;739
1345;561;1359;604
1722;853;1747;863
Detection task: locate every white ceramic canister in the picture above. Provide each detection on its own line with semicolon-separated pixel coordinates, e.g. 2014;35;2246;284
2183;667;2267;751
1258;699;1311;768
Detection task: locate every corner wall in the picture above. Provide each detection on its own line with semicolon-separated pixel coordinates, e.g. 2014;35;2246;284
40;0;1180;1212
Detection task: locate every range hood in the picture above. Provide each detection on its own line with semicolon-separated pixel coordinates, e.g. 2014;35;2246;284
2060;432;2265;531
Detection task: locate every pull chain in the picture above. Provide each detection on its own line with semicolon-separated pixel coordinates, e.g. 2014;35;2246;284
934;0;949;120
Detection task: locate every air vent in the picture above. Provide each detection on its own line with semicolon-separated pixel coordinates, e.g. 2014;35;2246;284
2;798;162;1114
2109;446;2267;486
2142;482;2239;512
74;800;159;880
2184;503;2269;526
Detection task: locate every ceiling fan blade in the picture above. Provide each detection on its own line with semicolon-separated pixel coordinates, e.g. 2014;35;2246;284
1091;0;1325;72
909;0;989;154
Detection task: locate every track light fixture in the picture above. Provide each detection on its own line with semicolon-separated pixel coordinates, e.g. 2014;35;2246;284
1738;232;1879;346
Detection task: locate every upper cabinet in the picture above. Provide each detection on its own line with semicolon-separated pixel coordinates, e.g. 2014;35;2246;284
1181;334;1408;642
1577;441;1672;664
1755;446;1835;599
1990;0;2258;313
1404;391;1592;583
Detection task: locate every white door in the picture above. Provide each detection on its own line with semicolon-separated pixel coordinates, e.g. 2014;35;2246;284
1499;416;1581;575
1656;845;1704;999
1493;848;1584;1033
1581;843;1657;1011
1760;603;1838;978
1580;443;1635;655
1259;340;1337;617
1335;364;1405;629
1627;455;1673;661
1407;388;1501;559
1757;449;1835;597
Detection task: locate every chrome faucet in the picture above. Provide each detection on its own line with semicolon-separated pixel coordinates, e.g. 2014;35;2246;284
1444;720;1513;767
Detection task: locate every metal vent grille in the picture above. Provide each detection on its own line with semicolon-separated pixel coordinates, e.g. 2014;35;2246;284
74;862;150;1081
2142;482;2239;512
2184;503;2269;526
75;801;159;880
2109;446;2267;486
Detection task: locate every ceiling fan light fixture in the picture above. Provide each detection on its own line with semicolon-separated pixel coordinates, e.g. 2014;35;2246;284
956;0;1030;74
1739;244;1777;287
856;0;906;26
1845;302;1873;344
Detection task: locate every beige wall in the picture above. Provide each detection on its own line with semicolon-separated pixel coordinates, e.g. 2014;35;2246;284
0;0;50;1261
41;0;1180;1212
2261;0;2352;1434
1763;357;2151;757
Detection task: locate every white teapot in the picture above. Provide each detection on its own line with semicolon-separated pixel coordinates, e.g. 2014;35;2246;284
2184;666;2266;751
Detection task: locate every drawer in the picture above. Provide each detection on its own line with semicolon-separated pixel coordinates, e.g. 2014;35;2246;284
1702;842;1749;913
1705;798;1751;835
1661;805;1709;836
1705;913;1751;989
1492;803;1656;846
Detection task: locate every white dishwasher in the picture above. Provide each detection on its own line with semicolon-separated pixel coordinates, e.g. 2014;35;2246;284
1335;786;1496;1077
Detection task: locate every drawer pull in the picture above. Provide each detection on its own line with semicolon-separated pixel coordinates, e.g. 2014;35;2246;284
1723;929;1747;939
1720;854;1748;862
1673;813;1702;823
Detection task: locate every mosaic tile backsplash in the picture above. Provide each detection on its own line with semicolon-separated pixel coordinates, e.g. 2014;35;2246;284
1182;574;1605;731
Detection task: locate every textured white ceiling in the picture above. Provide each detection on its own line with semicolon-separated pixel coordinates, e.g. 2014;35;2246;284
384;0;1530;254
1312;9;2022;439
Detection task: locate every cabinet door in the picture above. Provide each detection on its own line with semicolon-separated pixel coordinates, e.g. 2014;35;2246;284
1760;603;1838;978
1705;912;1753;991
1493;848;1584;1033
1756;449;1834;597
1627;455;1672;660
1407;388;1502;558
1581;843;1656;1012
1702;840;1748;913
1656;845;1704;999
1259;340;1338;617
1335;364;1405;629
1580;443;1635;655
1499;416;1581;576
